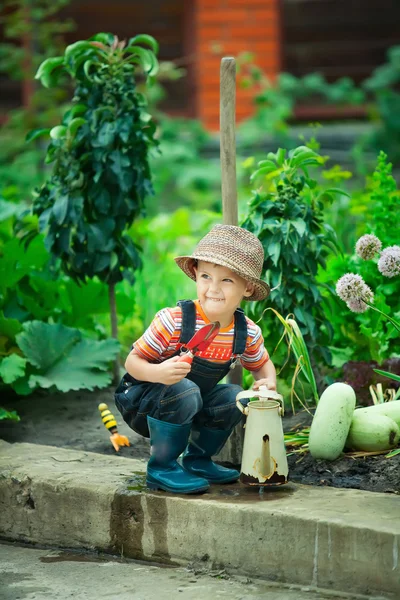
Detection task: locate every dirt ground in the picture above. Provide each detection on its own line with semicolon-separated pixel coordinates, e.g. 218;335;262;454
1;386;399;495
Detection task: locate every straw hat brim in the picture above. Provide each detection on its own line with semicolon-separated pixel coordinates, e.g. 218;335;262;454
174;255;270;301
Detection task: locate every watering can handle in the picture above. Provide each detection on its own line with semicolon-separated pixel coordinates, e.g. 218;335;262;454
236;387;285;416
236;392;250;415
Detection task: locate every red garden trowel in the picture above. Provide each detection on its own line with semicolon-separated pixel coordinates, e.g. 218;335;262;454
177;321;220;364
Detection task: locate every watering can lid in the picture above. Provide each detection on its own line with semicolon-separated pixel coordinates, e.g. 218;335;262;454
236;386;283;402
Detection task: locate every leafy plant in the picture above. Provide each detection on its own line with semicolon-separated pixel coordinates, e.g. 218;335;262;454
25;32;159;378
1;321;120;394
318;153;400;365
242;145;345;374
259;308;319;410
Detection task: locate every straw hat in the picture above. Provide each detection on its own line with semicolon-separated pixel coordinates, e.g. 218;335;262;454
174;224;270;301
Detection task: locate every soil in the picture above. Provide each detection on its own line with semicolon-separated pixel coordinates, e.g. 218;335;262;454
1;387;399;495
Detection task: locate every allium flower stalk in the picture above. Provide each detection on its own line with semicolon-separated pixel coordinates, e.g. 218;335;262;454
378;245;400;278
355;234;382;260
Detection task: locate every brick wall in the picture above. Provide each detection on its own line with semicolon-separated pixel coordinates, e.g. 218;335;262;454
193;0;281;130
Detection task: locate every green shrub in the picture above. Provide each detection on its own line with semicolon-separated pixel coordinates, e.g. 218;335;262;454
242;145;345;375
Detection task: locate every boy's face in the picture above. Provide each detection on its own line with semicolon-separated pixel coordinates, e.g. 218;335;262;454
193;260;254;326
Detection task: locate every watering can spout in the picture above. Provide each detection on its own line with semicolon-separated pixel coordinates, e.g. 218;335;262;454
260;434;272;479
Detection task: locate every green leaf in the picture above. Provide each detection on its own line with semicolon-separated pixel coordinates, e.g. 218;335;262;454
15;321;120;393
29;337;120;393
250;165;276;181
35;56;65;88
65;41;98;63
67;117;86;140
26;128;51;143
124;46;159;76
11;376;32;396
89;33;113;45
110;252;119;270
82;59;96;80
0;313;22;342
69;103;88;117
0;408;20;422
17;321;81;371
373;369;400;383
0;354;27;384
50;125;67;140
291;219;306;237
128;34;159;54
276;148;286;165
267;241;281;266
93;121;116;147
52;194;69;225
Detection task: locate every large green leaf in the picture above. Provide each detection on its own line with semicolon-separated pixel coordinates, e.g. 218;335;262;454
16;321;81;371
28;337;120;392
15;321;120;393
0;354;27;384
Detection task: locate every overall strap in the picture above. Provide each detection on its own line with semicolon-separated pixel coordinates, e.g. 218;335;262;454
230;308;248;367
176;300;196;345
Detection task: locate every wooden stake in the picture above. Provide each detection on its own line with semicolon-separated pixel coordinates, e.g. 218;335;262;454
218;57;245;466
220;57;238;226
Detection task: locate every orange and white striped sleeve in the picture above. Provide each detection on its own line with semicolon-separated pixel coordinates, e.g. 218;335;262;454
133;307;180;362
240;319;269;372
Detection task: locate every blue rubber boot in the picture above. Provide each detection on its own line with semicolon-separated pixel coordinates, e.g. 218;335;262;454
146;416;209;494
182;426;239;484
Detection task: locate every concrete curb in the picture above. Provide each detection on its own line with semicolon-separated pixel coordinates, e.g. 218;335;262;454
1;441;399;598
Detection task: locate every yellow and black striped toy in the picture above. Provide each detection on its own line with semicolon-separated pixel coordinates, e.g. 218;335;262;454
98;403;130;452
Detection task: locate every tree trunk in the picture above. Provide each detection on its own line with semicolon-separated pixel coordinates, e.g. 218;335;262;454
108;282;120;384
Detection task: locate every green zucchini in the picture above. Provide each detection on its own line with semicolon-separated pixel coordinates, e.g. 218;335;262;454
352;401;400;428
346;412;399;452
309;382;356;460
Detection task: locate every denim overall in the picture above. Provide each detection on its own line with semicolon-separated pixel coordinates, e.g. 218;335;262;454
114;300;248;438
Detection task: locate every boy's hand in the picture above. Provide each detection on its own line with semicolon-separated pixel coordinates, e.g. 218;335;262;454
253;378;277;391
156;356;192;385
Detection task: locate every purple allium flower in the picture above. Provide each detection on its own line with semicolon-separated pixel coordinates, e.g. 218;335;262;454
378;245;400;278
355;234;382;260
336;273;373;303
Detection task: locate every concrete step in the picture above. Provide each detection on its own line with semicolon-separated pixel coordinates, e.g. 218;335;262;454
0;441;399;598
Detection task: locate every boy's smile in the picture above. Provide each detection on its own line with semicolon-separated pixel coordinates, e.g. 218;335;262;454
193;261;254;328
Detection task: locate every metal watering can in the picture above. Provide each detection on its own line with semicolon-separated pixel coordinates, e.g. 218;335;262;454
236;386;289;486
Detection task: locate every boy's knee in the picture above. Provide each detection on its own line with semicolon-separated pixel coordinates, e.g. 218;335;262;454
160;378;203;423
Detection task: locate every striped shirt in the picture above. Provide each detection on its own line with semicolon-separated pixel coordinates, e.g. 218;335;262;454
133;299;269;372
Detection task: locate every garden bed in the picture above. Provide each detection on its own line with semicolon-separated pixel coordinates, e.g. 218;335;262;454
1;387;399;495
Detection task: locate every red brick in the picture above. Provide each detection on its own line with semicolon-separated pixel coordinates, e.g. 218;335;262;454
197;9;252;24
227;24;278;39
197;26;227;40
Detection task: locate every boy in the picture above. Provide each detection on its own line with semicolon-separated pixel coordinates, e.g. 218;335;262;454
115;224;276;494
